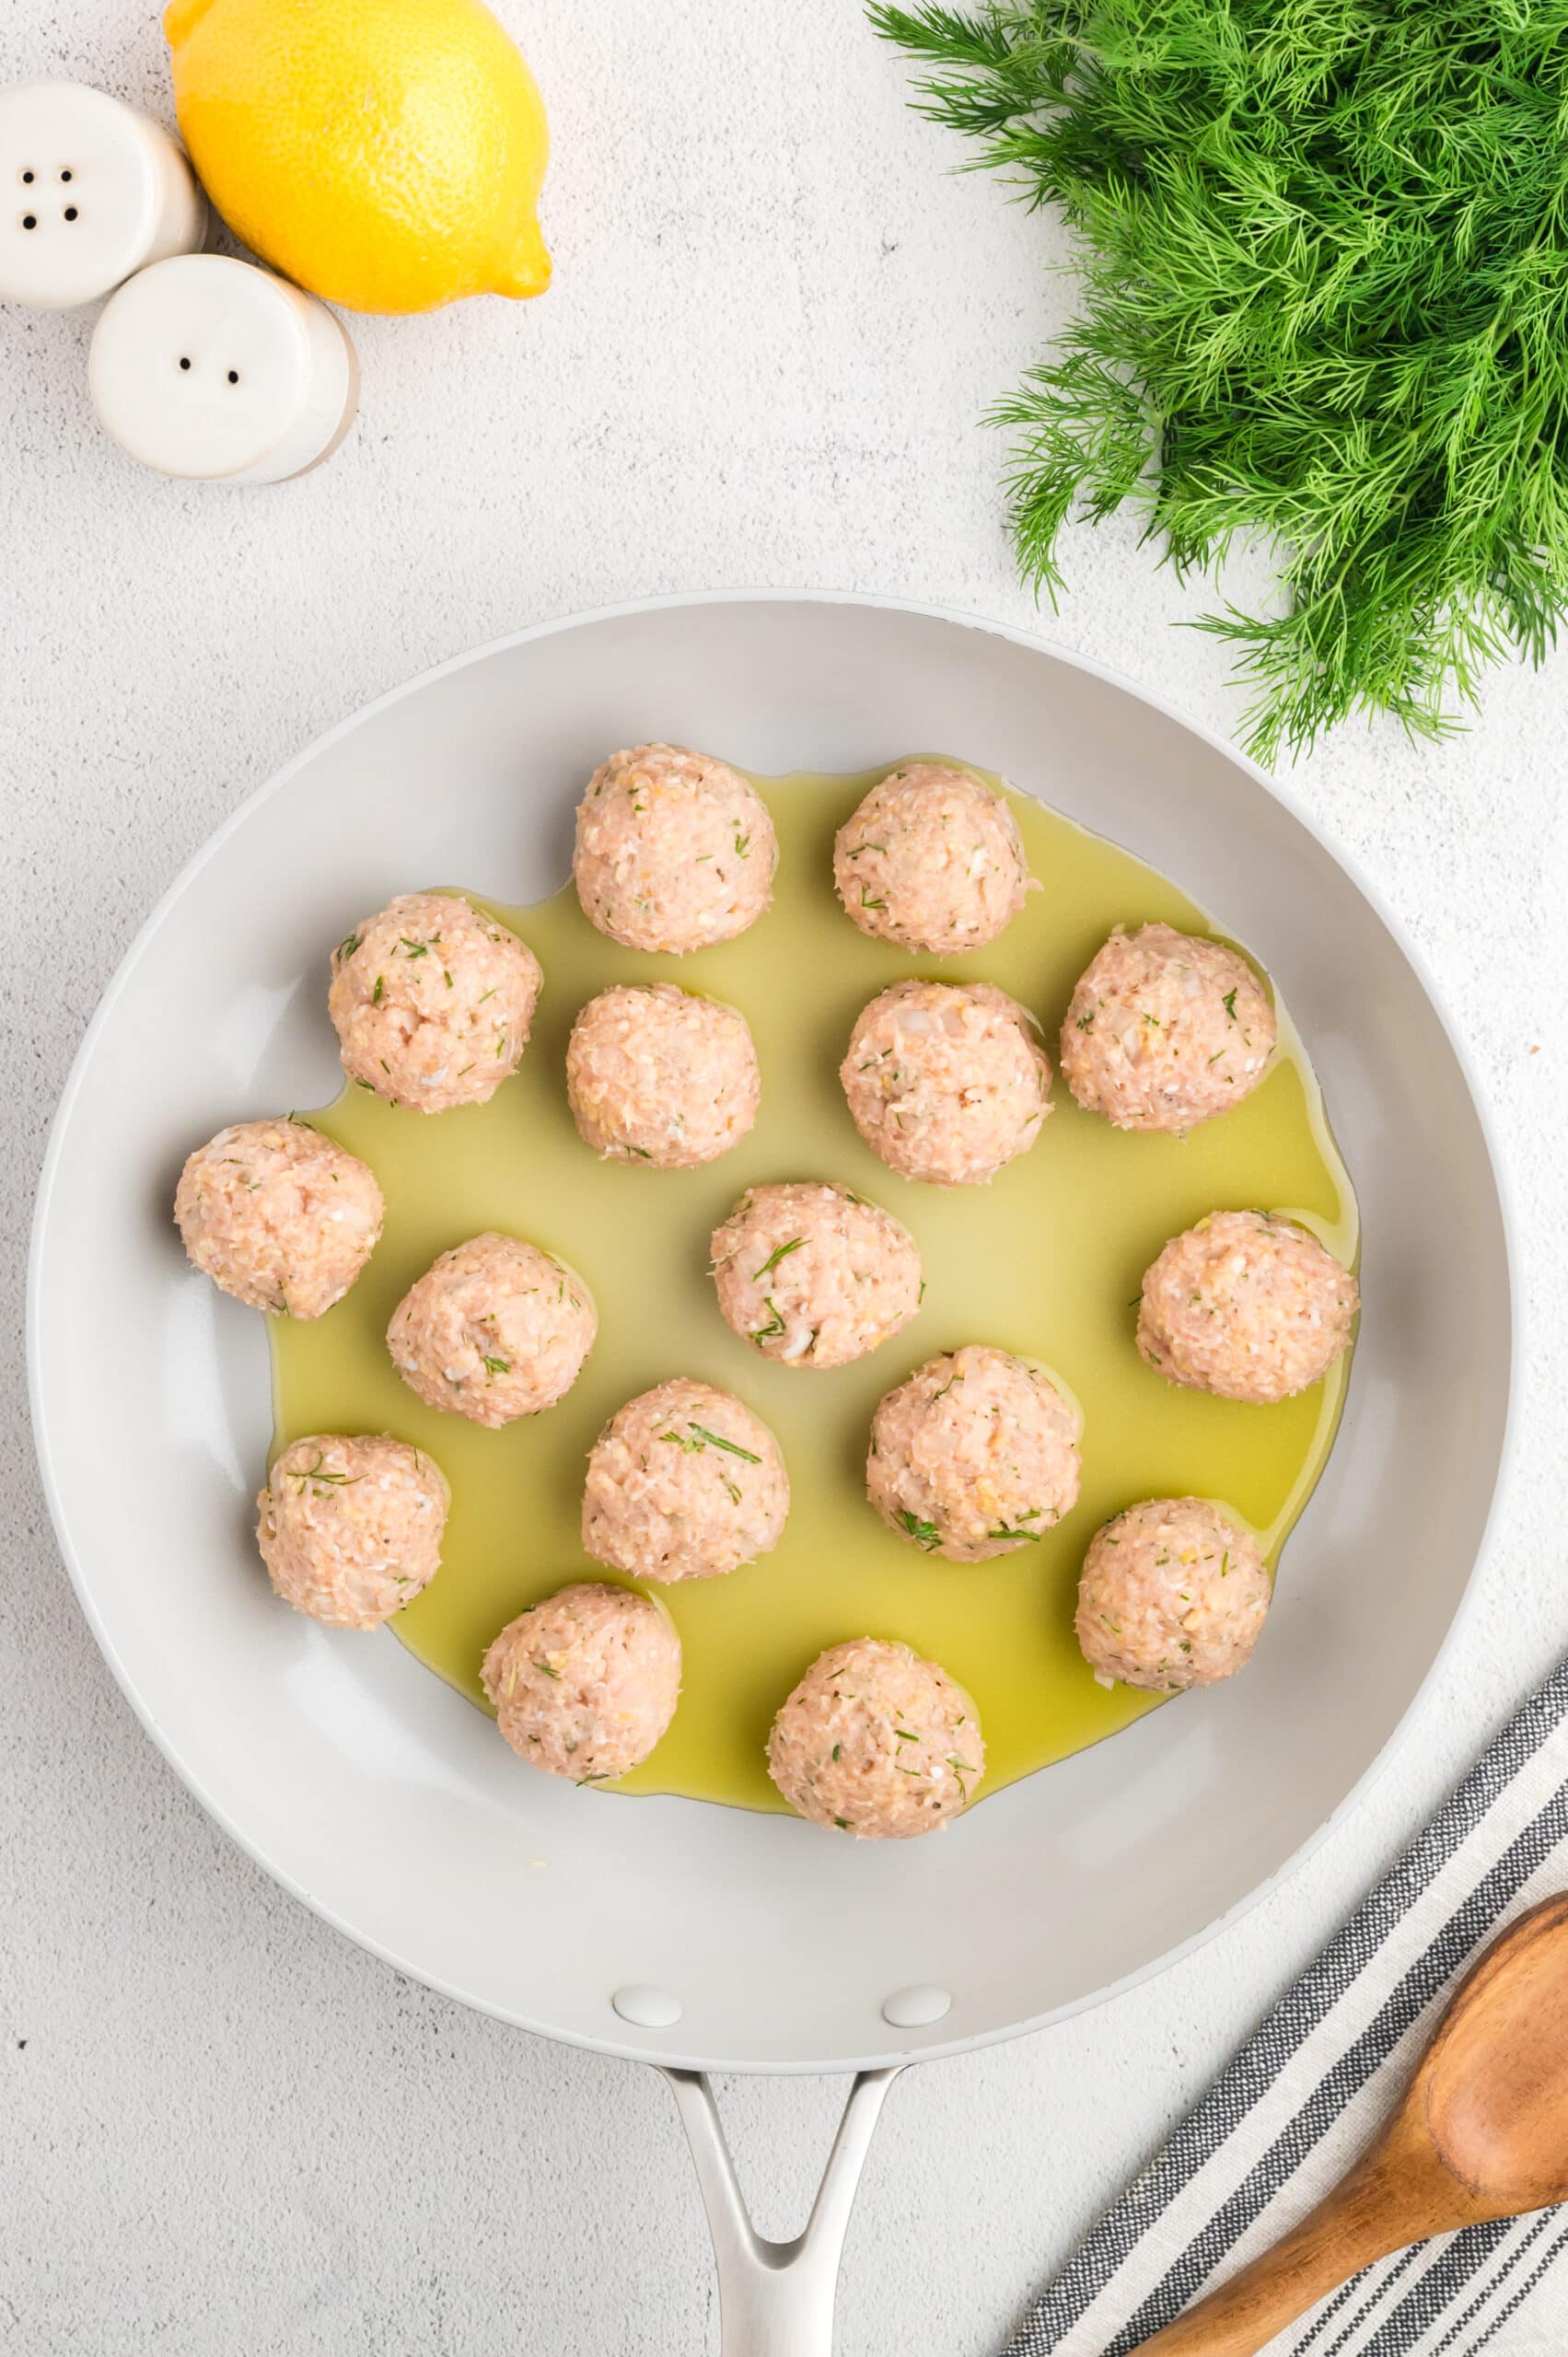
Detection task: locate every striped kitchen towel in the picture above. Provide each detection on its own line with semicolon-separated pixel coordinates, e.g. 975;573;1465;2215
1005;1659;1568;2357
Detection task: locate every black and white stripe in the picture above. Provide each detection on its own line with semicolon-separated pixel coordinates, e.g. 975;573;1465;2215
1003;1662;1568;2357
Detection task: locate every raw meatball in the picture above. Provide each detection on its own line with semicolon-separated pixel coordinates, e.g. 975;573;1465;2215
583;1378;789;1583
710;1181;922;1370
1139;1211;1357;1403
833;763;1032;954
257;1434;448;1630
1075;1497;1270;1691
174;1117;382;1318
868;1345;1081;1562
574;743;775;954
329;890;541;1114
768;1637;984;1838
566;984;760;1168
388;1232;597;1427
1061;922;1276;1133
841;980;1051;1186
482;1581;680;1782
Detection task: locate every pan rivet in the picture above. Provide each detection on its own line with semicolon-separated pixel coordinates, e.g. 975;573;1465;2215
612;1984;683;2028
882;1985;951;2028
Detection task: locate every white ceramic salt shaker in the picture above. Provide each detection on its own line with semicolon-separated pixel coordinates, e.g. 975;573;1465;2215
88;254;360;485
0;82;206;310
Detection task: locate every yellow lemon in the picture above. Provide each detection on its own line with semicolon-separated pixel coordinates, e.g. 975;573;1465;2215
164;0;551;315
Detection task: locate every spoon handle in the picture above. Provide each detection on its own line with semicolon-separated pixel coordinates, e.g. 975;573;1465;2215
1131;2168;1434;2357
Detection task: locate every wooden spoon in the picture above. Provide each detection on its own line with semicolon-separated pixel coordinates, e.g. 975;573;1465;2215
1136;1890;1568;2355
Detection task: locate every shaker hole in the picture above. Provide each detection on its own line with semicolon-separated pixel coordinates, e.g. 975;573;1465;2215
59;168;73;183
20;169;34;185
179;356;192;371
64;207;77;222
21;215;36;231
226;370;238;385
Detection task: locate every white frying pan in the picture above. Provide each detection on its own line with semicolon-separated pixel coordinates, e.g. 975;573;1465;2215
29;595;1513;2353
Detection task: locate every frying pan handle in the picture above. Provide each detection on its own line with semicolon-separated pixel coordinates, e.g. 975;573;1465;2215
662;2066;902;2356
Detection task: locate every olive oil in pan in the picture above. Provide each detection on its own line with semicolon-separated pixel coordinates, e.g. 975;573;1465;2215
272;765;1357;1816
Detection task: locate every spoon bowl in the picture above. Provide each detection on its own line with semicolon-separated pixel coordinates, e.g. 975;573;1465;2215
1426;1891;1568;2211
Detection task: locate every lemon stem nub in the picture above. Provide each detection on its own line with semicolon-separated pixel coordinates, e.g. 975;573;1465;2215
162;0;218;43
495;219;551;300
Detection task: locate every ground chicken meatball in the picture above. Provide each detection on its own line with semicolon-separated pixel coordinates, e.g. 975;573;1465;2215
174;1118;383;1318
482;1581;680;1782
566;985;761;1168
388;1232;597;1426
256;1434;448;1630
573;744;776;954
1075;1497;1271;1691
582;1378;789;1582
1061;922;1276;1133
710;1181;922;1370
833;763;1033;954
329;891;541;1114
841;980;1051;1186
1139;1211;1358;1404
868;1346;1081;1562
767;1636;984;1838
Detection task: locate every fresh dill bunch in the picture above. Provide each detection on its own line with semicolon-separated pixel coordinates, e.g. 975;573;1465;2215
871;0;1568;761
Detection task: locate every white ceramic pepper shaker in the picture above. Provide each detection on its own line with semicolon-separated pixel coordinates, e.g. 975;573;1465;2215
0;82;206;310
87;254;360;485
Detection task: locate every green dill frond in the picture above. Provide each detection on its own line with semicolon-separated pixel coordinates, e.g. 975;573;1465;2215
874;0;1568;759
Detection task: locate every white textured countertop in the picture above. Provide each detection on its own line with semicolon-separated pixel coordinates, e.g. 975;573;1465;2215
3;5;1565;2351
